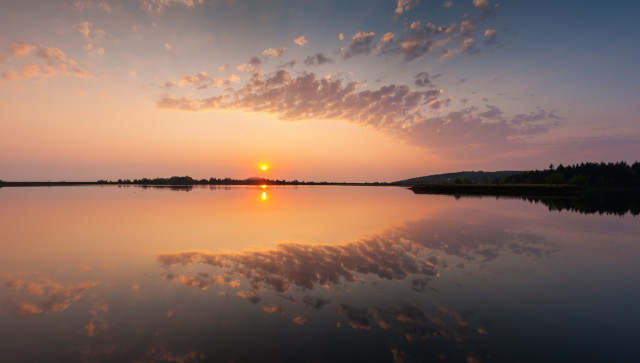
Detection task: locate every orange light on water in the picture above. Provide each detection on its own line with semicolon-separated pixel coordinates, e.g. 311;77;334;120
261;184;267;189
261;191;268;201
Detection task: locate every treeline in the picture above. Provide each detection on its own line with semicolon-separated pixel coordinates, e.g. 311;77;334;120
497;161;640;187
394;170;522;185
96;176;391;186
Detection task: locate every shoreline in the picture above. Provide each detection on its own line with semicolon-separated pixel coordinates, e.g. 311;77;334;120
0;181;404;188
410;183;640;197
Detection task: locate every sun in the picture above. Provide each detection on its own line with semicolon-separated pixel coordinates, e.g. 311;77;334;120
260;164;269;171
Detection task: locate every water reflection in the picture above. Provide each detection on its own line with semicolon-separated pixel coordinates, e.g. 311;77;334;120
1;186;638;362
4;278;99;317
525;189;640;216
155;214;560;361
159;216;557;295
420;189;640;216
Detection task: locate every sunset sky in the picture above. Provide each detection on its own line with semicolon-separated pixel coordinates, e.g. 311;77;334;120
1;0;638;182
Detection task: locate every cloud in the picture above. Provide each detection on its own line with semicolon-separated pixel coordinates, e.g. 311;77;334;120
426;96;453;110
141;0;205;12
338;33;344;41
443;1;453;8
157;69;562;153
2;64;42;81
394;0;419;18
381;32;395;43
335;1;503;62
162;71;225;89
2;42;94;81
8;41;36;57
74;21;105;57
262;47;285;59
66;0;112;12
279;59;297;68
483;29;497;38
293;36;308;46
472;0;499;18
164;43;172;51
413;71;434;88
303;53;333;66
341;31;376;59
483;29;498;45
15;302;43;317
378;21;460;61
236;56;262;72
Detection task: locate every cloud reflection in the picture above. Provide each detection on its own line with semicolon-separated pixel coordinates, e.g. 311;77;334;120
5;278;99;317
158;215;556;296
155;212;560;361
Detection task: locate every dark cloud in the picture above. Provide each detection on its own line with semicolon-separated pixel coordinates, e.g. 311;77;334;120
279;59;297;68
341;31;377;59
303;52;334;66
478;105;503;119
414;71;434;87
302;296;331;309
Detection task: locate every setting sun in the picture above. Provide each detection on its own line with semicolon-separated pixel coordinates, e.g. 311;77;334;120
260;164;269;171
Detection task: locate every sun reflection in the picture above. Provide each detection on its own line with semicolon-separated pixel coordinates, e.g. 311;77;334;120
261;191;268;201
261;184;267;189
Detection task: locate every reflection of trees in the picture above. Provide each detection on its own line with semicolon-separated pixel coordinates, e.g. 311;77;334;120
135;185;194;192
523;189;640;216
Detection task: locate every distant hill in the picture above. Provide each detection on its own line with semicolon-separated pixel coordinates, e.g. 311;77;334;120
394;170;524;185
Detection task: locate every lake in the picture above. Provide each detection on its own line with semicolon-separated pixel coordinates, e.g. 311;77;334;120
0;185;638;362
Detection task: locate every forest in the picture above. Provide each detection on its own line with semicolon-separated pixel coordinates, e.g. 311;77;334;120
497;161;640;187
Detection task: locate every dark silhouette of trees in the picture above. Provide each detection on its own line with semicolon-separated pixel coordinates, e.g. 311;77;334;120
498;161;640;187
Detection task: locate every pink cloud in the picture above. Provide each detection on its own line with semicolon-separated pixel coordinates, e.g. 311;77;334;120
66;0;112;12
157;68;562;155
293;36;308;46
8;41;36;57
141;0;205;12
262;47;286;59
292;315;306;325
15;302;43;317
394;0;419;17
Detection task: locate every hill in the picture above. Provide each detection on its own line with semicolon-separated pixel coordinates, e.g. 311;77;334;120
394;170;524;185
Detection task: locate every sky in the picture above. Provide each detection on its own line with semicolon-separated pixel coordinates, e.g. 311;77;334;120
1;0;639;182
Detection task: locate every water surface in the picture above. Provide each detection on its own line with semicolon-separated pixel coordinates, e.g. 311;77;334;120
1;186;638;362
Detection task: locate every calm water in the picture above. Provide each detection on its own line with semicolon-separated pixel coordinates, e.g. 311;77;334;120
0;186;638;362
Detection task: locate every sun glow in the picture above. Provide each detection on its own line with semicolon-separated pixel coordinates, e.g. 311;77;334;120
260;164;269;171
